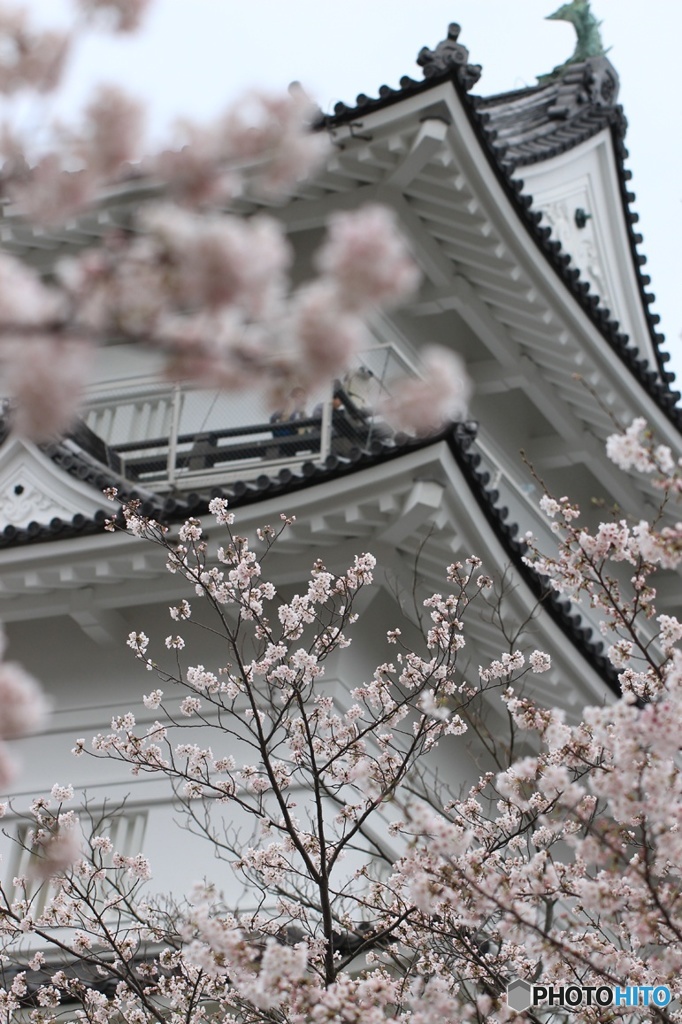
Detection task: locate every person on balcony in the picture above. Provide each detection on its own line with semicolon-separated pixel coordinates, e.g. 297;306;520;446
269;386;310;457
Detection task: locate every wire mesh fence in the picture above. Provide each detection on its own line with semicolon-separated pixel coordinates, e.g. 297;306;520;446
78;344;417;490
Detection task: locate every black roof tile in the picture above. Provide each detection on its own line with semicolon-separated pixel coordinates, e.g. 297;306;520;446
0;421;620;694
446;423;619;695
320;26;680;430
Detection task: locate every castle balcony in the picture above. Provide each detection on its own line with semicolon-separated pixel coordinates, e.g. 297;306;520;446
75;343;417;493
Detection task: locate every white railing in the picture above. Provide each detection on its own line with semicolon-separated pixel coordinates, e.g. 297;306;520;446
78;344;416;491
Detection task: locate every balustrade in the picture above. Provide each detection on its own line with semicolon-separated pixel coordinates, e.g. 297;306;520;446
75;345;417;491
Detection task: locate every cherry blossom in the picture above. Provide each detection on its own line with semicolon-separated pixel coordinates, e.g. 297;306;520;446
79;84;145;177
4;335;92;440
315;204;421;311
290;281;367;383
0;3;471;443
2;428;682;1021
0;660;49;740
75;0;152;33
381;345;471;434
0;4;463;440
0;0;679;1017
0;5;70;95
27;805;82;881
219;84;329;195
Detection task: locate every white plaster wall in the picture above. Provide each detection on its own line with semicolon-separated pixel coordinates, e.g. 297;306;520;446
516;130;657;367
1;573;489;911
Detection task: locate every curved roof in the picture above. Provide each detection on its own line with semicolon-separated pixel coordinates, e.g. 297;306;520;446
473;56;621;165
0;420;618;695
0;20;647;697
320;24;679;427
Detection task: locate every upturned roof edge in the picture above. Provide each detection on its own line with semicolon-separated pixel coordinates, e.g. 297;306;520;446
0;424;619;695
318;28;679;431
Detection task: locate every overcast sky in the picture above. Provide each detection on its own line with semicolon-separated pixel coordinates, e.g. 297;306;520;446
23;1;682;386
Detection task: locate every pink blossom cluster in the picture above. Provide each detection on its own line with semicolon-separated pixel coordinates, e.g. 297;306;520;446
0;628;48;788
76;0;151;33
0;5;69;95
0;3;467;440
606;416;678;480
134;194;463;424
524;427;682;709
190;929;308;1009
5;415;682;1017
4;82;143;233
111;851;151;880
0;252;93;438
6;792;82;884
365;421;682;1018
290;205;421;384
381;344;471;434
42;496;557;1019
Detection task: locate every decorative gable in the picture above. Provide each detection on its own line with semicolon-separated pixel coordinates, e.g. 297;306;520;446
517;130;656;367
0;436;106;530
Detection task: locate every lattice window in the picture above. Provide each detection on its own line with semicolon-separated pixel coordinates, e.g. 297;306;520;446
2;810;148;920
99;810;147;865
4;822;52;918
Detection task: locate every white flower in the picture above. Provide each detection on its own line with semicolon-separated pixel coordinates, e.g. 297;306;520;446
529;651;551;673
142;689;163;710
418;689;450;721
127;631;149;654
606;418;655;473
539;495;561;518
169;599;192;621
180;696;201;716
208;497;235;525
50;784;74;803
658;614;682;652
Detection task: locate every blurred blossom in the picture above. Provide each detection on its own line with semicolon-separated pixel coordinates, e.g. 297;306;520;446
4;335;92;441
75;0;152;34
292;281;366;383
220;84;330;194
316;204;421;310
140;206;292;316
8;155;95;226
79;84;145;177
0;254;61;325
0;660;49;739
0;7;70;95
30;823;81;880
382;345;471;434
160;311;261;389
0;743;15;788
155;121;238;207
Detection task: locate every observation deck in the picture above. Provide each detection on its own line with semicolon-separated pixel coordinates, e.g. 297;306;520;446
75;343;416;493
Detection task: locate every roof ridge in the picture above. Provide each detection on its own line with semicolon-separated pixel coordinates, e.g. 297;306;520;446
322;25;677;419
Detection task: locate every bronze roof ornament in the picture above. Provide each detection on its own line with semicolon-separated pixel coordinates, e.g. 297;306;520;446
541;0;609;81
